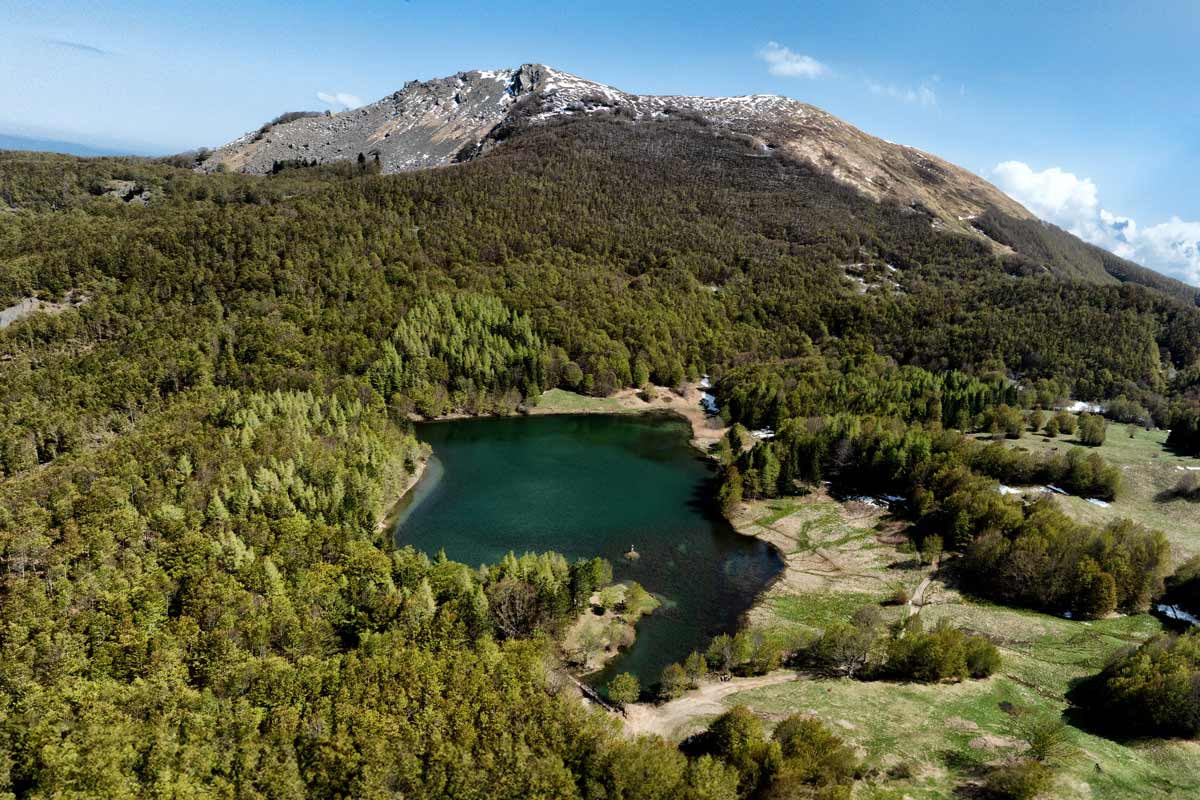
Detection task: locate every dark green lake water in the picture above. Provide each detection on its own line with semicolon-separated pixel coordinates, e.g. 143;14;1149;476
392;413;783;686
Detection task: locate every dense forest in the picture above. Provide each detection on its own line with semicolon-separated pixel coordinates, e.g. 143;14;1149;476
3;109;1200;794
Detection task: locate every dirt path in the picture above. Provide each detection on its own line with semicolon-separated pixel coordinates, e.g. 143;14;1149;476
621;670;800;739
907;574;933;618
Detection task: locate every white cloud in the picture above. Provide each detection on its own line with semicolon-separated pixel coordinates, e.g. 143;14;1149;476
1138;218;1200;280
992;160;1200;285
866;80;937;108
757;42;828;79
316;91;363;110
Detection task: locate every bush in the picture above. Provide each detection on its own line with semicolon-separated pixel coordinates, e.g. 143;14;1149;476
883;618;999;682
1014;715;1076;766
1067;629;1200;738
965;635;1003;678
812;606;883;678
659;663;689;700
981;404;1025;438
1172;472;1200;500
684;651;708;687
1054;410;1077;435
920;534;943;566
764;715;859;799
706;633;735;673
982;759;1054;800
607;672;640;705
703;707;780;797
1077;412;1107;445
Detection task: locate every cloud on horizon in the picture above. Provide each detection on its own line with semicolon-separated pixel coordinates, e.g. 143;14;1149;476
316;91;363;110
757;42;828;79
993;160;1200;285
45;38;111;56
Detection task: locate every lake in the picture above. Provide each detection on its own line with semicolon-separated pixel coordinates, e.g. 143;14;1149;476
392;413;783;686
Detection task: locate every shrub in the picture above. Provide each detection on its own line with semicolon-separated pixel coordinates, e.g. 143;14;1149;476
982;759;1054;800
1077;412;1107;445
965;635;1002;678
813;606;883;678
981;404;1025;438
607;672;640;705
920;534;943;566
1172;472;1200;500
1014;715;1076;766
1067;629;1200;738
659;663;689;700
765;715;859;799
706;633;735;673
684;651;708;687
703;706;780;797
883;618;999;683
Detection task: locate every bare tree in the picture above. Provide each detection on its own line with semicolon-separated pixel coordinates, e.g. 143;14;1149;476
487;579;541;639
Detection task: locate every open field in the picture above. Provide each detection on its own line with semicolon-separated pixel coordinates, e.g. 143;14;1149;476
972;426;1200;559
630;487;1200;798
728;490;928;640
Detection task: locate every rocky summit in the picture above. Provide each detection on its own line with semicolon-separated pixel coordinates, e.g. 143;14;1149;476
202;64;1031;238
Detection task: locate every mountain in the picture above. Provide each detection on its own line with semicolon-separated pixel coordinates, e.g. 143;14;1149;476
201;64;1195;301
202;65;1028;236
0;132;118;157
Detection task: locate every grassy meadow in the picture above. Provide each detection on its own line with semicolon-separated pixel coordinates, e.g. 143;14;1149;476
708;431;1200;798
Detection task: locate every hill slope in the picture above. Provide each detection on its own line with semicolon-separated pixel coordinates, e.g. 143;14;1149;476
201;65;1028;232
201;64;1195;300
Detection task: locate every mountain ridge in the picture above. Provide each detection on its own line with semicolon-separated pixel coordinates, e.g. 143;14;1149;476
201;64;1031;237
200;63;1196;300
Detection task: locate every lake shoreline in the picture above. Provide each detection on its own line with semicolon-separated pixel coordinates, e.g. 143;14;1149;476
529;384;728;456
399;387;790;657
377;452;430;534
397;413;781;684
410;382;728;456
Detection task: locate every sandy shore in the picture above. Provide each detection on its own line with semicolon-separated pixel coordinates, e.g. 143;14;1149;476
622;670;800;739
376;453;429;533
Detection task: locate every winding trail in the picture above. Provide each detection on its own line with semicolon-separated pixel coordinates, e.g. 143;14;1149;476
621;670;800;739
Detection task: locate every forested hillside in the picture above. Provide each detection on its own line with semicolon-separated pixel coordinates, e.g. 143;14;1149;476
2;111;1200;795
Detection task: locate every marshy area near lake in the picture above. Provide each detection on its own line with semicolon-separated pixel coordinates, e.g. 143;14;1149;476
391;413;783;684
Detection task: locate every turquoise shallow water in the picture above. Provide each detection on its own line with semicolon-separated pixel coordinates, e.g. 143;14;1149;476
392;413;783;686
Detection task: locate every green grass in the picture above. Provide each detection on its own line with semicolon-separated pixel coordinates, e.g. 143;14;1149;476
753;499;804;528
529;388;627;414
767;591;888;633
722;489;1200;799
730;673;1200;799
974;426;1200;558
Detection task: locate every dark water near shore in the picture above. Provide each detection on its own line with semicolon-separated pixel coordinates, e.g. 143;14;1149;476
392;413;783;686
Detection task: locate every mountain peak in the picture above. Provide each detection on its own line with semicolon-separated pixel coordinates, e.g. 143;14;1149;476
200;64;1032;235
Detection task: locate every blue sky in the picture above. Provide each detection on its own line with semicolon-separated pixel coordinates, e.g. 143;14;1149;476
3;0;1198;281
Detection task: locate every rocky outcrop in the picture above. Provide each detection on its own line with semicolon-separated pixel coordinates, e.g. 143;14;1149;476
0;291;88;329
202;64;1033;237
99;180;152;205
